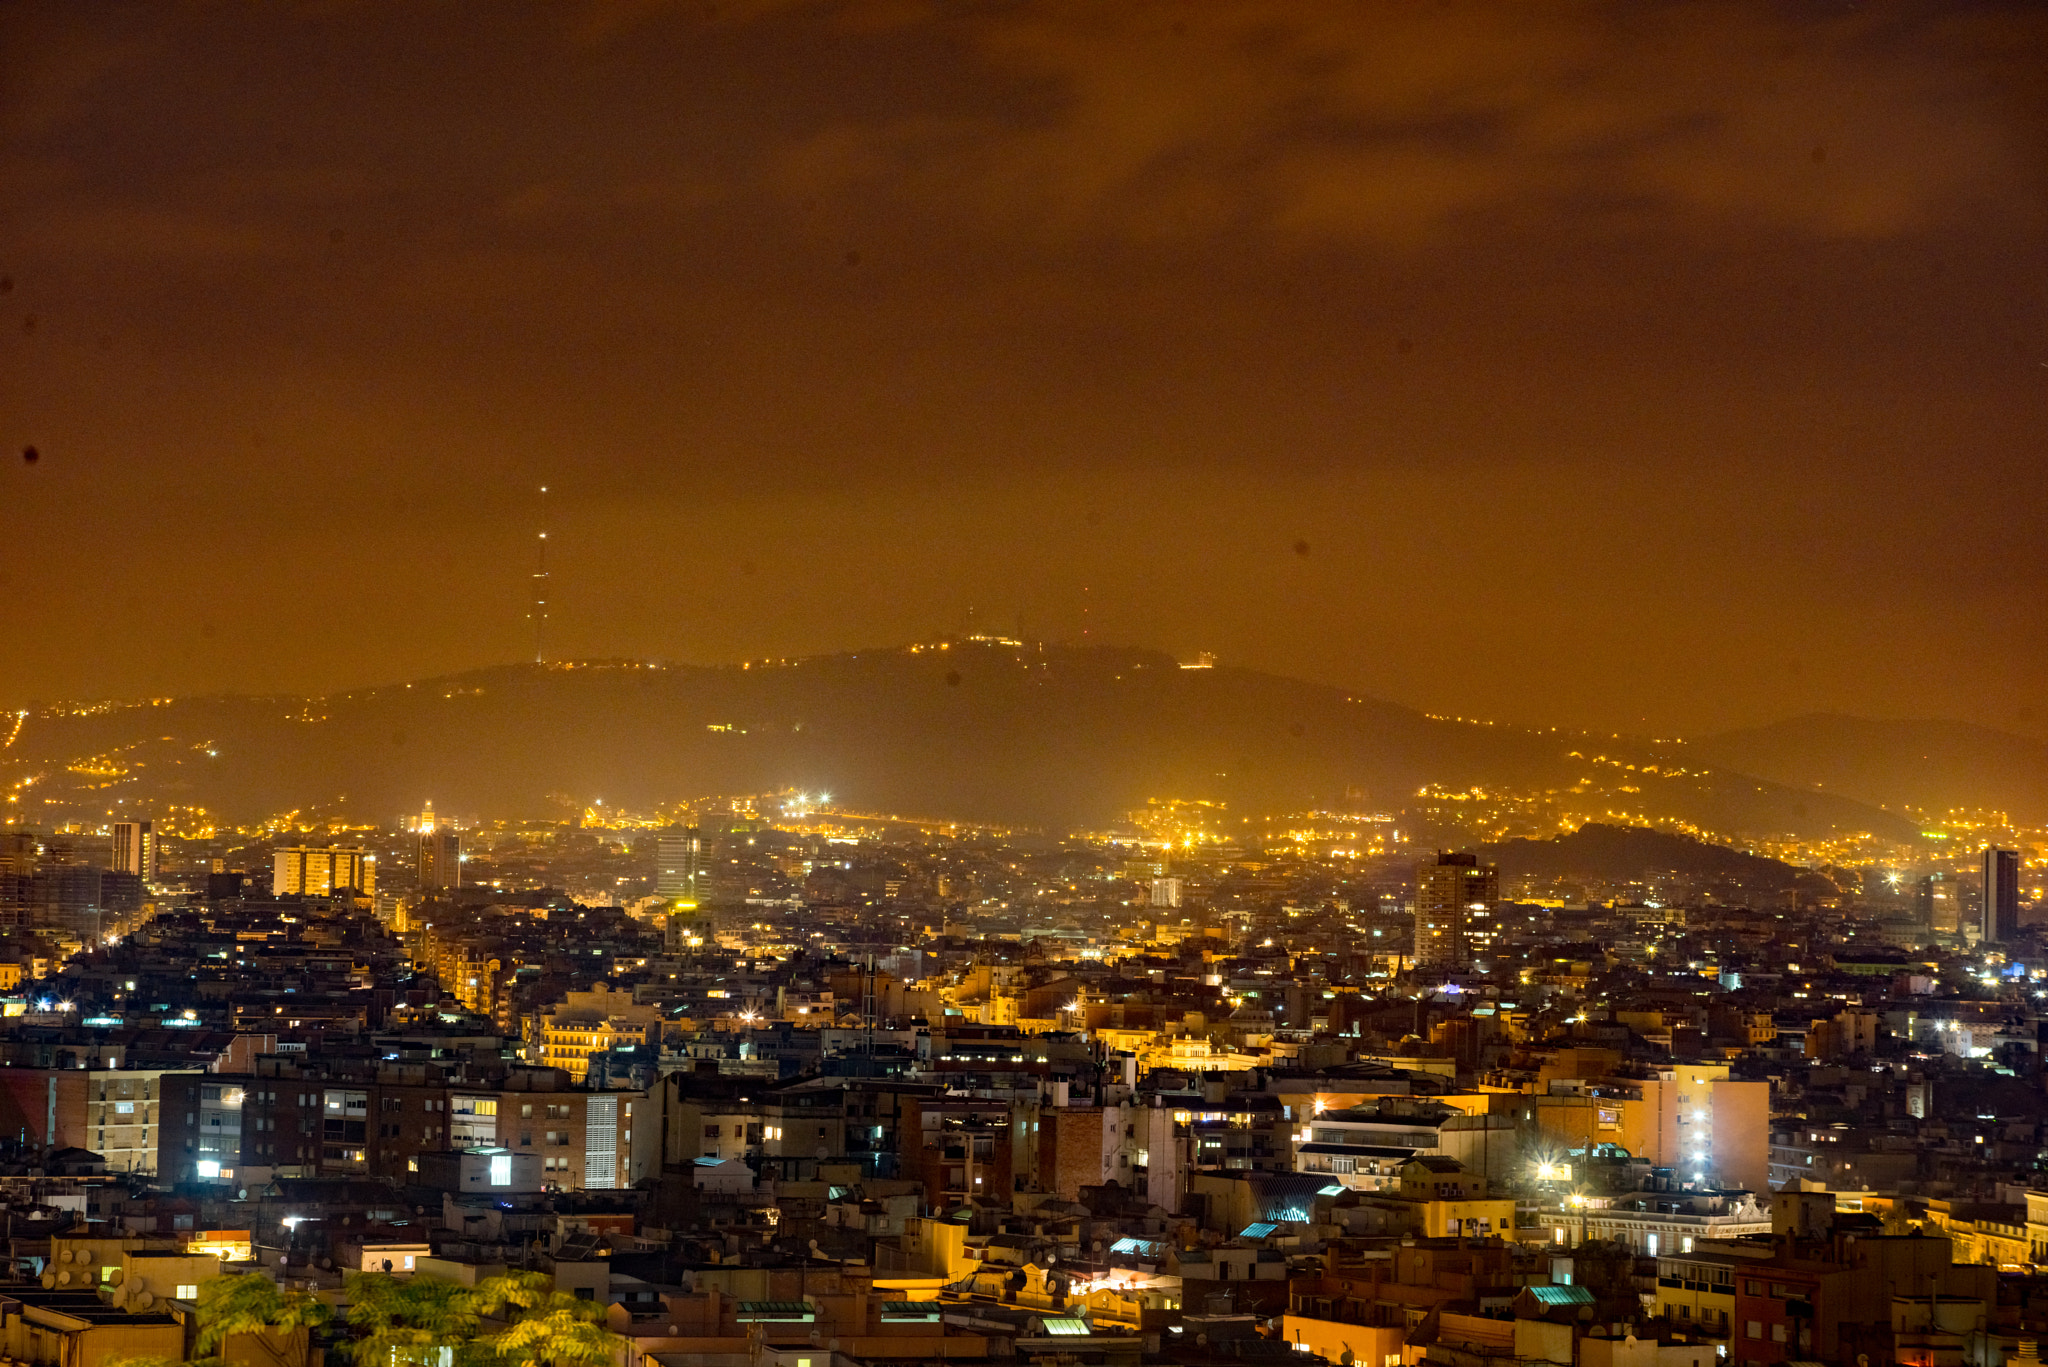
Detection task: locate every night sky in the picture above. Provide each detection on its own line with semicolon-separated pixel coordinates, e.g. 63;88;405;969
3;2;2043;739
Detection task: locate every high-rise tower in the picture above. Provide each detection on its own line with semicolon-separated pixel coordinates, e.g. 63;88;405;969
529;485;550;664
656;826;703;904
1414;850;1499;971
418;802;462;892
1984;847;2022;945
110;819;155;882
657;826;704;951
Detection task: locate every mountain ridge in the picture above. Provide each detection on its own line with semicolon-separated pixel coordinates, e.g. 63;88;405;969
0;643;1956;839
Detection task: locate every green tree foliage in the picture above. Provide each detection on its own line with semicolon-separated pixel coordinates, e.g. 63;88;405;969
198;1272;335;1356
106;1274;334;1367
469;1273;622;1367
344;1270;623;1367
346;1271;480;1367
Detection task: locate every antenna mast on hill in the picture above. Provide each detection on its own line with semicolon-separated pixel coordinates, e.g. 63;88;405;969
530;485;551;664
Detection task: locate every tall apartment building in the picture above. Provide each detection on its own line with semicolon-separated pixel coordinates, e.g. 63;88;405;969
1918;873;1958;933
87;1069;193;1174
656;827;703;903
0;831;36;927
417;803;462;891
272;846;374;897
1413;851;1498;970
1984;847;2022;945
110;820;155;882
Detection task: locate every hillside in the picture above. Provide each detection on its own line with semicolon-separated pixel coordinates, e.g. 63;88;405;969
1480;822;1811;892
1689;714;2048;823
1;642;1920;838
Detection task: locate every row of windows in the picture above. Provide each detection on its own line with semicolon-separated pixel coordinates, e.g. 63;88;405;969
703;1124;828;1141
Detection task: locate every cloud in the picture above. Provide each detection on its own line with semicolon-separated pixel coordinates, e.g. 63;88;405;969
734;0;2044;247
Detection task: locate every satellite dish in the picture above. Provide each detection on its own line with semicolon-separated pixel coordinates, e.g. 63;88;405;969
136;1291;155;1309
56;1270;71;1285
107;1268;124;1287
39;1273;54;1289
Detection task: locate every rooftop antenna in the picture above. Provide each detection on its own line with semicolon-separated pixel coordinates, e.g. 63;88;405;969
530;485;550;664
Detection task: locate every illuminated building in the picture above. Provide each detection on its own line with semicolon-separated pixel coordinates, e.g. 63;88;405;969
655;826;703;902
1983;847;2021;945
87;1068;179;1174
0;831;34;927
1918;872;1958;933
1149;876;1184;909
1414;851;1497;970
272;846;374;897
417;801;461;891
535;986;665;1084
657;825;703;949
110;819;156;882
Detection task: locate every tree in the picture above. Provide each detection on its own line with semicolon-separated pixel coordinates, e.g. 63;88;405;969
198;1271;334;1359
342;1270;625;1367
470;1273;621;1367
345;1270;479;1367
109;1274;333;1367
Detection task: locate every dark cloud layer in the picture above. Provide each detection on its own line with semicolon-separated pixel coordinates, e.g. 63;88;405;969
2;1;2044;738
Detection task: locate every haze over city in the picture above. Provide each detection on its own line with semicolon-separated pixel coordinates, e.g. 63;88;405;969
4;1;2045;740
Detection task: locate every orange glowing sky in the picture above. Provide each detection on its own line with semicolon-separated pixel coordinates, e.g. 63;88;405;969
2;1;2044;739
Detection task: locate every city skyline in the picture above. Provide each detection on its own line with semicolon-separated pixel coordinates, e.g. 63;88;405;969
3;8;2048;1358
